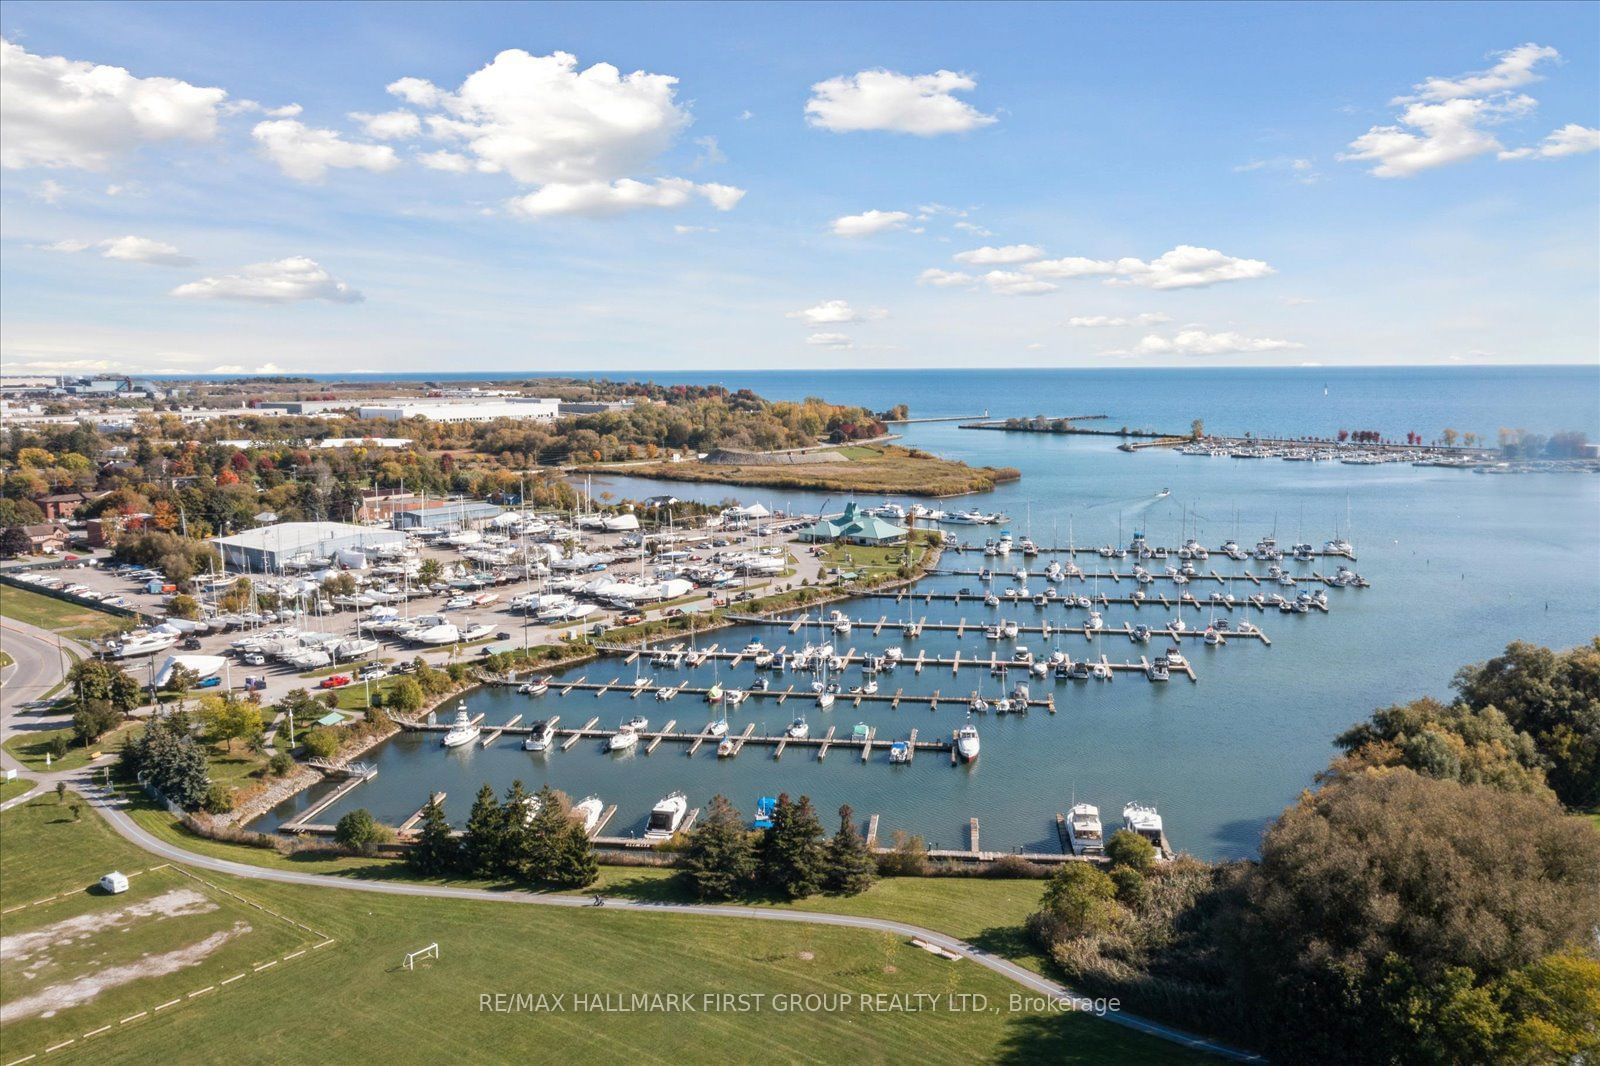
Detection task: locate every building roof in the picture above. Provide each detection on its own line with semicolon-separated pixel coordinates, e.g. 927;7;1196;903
210;521;403;554
800;503;907;542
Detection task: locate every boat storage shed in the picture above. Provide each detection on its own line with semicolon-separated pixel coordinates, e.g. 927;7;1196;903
210;522;404;572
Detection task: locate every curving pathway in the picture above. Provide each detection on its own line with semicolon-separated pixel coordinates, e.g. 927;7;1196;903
70;783;1259;1062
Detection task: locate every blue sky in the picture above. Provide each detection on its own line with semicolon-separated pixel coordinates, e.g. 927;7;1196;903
2;0;1596;374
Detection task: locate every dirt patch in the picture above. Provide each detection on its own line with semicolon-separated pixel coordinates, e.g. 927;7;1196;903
1;921;250;1023
1;888;218;970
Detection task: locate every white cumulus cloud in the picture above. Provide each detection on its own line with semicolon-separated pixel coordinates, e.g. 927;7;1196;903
830;209;911;237
1028;246;1274;289
387;49;689;185
1399;42;1559;103
806;69;997;135
170;256;362;303
1114;330;1303;357
350;109;422;140
786;300;888;325
806;332;852;349
252;119;399;181
918;268;974;287
0;38;227;170
954;244;1045;265
1342;44;1591;177
417;150;474;172
506;177;740;218
41;234;195;266
1499;123;1600;160
983;271;1056;296
1066;312;1170;327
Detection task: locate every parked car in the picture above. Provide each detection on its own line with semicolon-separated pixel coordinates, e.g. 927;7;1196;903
357;664;389;681
733;591;757;602
194;676;222;689
319;675;352;689
618;612;644;625
243;653;266;666
663;607;685;618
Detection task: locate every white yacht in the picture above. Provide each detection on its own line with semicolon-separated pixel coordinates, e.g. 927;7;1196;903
523;719;556;751
724;689;747;707
609;715;648;751
643;792;688;839
955;723;980;762
441;706;480;748
519;677;551;696
1085;611;1103;632
570;796;603;834
1121;803;1166;854
1066;803;1104;856
786;716;810;739
106;631;180;659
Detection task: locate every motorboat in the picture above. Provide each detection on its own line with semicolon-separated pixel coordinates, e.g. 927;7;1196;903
460;623;493;641
105;631;180;659
1131;624;1152;643
1122;803;1166;854
725;689;747;707
851;723;871;742
655;685;678;701
643;792;688;839
1146;660;1170;682
570;796;603;834
523;719;556;751
955;723;980;762
1001;621;1019;638
1169;617;1187;633
969;695;989;712
742;640;765;655
1204;628;1223;646
716;736;737;757
519;677;551;696
1091;661;1113;680
1165;647;1187;668
888;740;911;763
441;706;480;748
1069;660;1092;680
609;715;649;750
1085;611;1103;632
413;622;462;646
786;716;810;739
1067;803;1104;856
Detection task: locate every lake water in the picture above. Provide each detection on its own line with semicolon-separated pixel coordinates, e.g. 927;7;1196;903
254;367;1600;859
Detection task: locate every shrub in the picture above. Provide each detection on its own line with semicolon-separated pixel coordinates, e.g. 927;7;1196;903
267;752;295;776
300;727;340;760
986;854;1047;879
1105;829;1156;873
202;782;235;814
876;830;928;876
334;807;390;851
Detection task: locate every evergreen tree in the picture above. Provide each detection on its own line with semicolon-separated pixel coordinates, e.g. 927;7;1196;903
410;798;460;876
757;792;826;899
684;794;755;900
547;822;599;888
500;779;535;876
822;804;877;896
461;784;504;878
521;784;569;882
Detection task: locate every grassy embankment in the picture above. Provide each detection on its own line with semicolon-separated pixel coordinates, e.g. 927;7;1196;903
0;776;35;803
0;583;134;642
617;443;1021;497
0;793;1205;1065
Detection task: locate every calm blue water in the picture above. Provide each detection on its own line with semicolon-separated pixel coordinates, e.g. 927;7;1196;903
255;368;1600;859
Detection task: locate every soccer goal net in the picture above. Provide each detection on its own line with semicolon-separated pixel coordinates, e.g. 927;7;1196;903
403;943;439;970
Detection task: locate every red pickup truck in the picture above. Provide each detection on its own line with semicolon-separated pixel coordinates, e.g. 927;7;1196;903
319;675;352;689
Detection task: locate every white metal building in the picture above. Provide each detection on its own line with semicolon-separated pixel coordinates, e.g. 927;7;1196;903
357;399;560;424
210;521;405;571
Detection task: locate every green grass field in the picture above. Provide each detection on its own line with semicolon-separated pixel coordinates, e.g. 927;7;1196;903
2;719;136;772
1;794;1208;1064
0;776;35;803
0;583;134;641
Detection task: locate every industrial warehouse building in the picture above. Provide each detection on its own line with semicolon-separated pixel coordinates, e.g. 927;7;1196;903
210;521;404;571
390;500;503;530
356;398;560;423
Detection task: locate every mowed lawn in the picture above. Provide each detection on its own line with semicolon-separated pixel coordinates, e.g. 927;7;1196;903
0;583;133;642
5;797;1212;1064
0;797;314;1057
